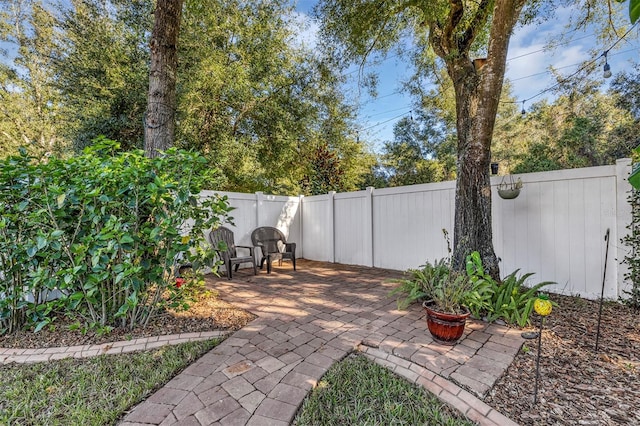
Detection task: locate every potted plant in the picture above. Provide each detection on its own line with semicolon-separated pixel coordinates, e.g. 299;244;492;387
421;265;473;345
391;256;474;345
497;175;523;199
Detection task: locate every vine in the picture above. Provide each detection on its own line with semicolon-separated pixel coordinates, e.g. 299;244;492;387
622;148;640;310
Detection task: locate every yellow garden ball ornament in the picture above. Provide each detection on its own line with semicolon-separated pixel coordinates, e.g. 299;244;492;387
534;294;552;316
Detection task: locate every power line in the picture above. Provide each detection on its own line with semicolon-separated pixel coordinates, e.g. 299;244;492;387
509;45;639;83
353;23;638;132
360;111;411;132
364;106;413;118
506;33;595;62
507;22;638;105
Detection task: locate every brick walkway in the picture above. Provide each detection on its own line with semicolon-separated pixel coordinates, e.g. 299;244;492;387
120;260;522;426
0;331;229;364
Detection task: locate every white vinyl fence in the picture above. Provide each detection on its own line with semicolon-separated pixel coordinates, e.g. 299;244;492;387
203;159;634;300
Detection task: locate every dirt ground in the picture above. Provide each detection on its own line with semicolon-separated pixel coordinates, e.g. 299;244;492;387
485;294;640;425
0;287;255;349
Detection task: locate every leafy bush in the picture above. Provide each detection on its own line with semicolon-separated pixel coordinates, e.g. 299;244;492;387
391;254;475;314
392;249;553;326
623;178;640;311
483;272;553;327
0;139;231;334
390;258;450;310
463;251;494;318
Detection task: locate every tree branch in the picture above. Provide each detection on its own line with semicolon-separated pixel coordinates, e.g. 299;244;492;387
460;0;492;52
443;0;465;52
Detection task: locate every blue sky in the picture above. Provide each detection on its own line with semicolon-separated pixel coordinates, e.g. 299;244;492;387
291;1;640;151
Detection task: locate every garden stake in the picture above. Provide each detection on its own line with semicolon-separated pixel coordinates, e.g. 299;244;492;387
595;228;610;353
533;314;544;404
533;294;552;404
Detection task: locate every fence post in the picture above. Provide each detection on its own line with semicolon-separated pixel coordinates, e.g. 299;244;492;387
365;186;374;267
298;194;304;259
616;158;633;299
328;191;336;263
255;191;265;226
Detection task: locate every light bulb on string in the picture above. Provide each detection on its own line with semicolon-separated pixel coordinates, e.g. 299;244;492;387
521;100;526;117
603;51;612;79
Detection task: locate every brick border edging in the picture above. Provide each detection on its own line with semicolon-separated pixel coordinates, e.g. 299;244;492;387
0;330;231;365
359;345;519;426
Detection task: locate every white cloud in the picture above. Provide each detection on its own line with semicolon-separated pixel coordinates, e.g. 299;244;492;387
504;11;596;104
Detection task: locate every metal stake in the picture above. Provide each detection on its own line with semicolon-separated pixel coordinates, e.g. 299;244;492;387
533;315;544;404
595;228;610;353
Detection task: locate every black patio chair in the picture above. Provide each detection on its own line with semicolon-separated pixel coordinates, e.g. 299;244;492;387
250;226;296;274
207;226;256;280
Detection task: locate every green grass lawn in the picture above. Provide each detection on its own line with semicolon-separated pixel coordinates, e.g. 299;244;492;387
294;354;476;426
0;339;220;425
2;342;476;425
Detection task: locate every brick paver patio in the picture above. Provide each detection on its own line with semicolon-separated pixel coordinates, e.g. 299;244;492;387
121;260;523;426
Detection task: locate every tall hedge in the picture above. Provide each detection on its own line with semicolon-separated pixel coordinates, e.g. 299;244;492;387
0;139;231;333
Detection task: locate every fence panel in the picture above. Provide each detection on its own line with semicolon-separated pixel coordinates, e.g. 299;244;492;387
492;167;619;299
372;182;455;270
334;190;372;266
301;194;333;262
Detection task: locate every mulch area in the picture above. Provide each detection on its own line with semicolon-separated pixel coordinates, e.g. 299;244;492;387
0;288;255;349
1;283;638;426
485;293;640;425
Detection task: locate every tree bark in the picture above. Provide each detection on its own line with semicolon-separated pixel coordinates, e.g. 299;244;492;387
430;0;526;280
144;0;183;158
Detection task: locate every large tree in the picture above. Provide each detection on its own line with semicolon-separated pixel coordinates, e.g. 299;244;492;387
178;0;373;194
55;0;152;151
316;0;627;278
0;0;63;157
144;0;183;158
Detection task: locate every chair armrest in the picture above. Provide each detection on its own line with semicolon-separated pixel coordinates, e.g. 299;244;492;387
236;245;255;255
285;242;296;254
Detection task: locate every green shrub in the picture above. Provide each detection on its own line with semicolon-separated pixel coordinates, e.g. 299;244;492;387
483;271;553;327
392;249;554;327
623;185;640;311
462;251;494;318
0;138;231;334
390;258;451;310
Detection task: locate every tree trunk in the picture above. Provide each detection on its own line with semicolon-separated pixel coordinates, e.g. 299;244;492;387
144;0;183;158
430;0;526;280
450;60;500;279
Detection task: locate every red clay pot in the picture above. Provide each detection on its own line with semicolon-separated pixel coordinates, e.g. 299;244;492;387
423;301;471;345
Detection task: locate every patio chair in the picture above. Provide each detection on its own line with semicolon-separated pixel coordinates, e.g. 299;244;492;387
207;226;257;280
250;226;296;274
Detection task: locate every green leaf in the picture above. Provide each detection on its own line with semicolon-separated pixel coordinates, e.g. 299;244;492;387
36;236;47;250
631;0;640;24
26;245;38;257
56;193;66;208
34;320;49;333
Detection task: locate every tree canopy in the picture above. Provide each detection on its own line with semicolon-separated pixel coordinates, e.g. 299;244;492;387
316;0;633;277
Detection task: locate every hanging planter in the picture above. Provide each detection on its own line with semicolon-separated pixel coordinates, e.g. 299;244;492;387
497;175;523;199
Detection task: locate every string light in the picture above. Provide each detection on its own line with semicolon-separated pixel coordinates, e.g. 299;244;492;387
602;51;612;78
354;22;638;134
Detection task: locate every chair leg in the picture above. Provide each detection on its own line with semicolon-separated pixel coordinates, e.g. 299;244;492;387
252;260;257;275
235;264;240;272
259;258;265;270
293;256;296;271
267;255;272;274
226;260;232;280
